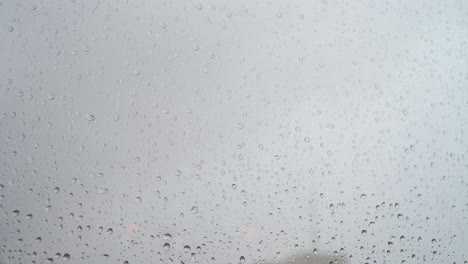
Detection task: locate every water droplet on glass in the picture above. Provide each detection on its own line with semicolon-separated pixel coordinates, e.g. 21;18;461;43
86;114;95;121
163;242;170;250
184;245;191;252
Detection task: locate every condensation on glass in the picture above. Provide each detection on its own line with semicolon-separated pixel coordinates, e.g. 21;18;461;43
1;0;468;263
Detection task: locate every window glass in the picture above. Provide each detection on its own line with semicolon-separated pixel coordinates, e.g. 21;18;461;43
1;0;468;263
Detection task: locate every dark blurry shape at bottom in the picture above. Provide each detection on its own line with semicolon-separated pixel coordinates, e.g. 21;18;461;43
255;250;348;264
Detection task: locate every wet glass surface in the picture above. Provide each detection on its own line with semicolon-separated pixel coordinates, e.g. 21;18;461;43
1;0;468;263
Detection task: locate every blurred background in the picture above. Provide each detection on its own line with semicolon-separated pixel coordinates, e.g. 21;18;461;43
1;0;468;263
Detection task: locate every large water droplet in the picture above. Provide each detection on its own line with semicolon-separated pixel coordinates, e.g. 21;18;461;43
163;242;170;250
184;245;191;252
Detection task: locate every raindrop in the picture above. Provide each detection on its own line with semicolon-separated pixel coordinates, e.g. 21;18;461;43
184;245;191;252
85;114;95;121
163;242;170;250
